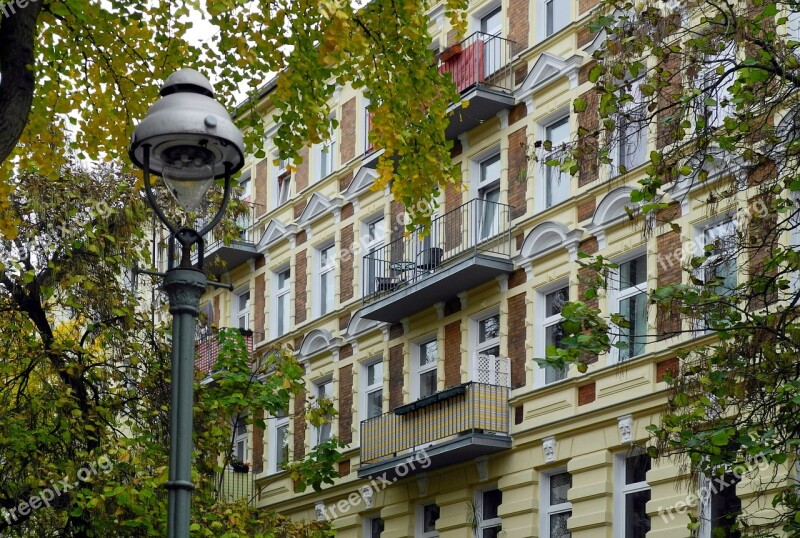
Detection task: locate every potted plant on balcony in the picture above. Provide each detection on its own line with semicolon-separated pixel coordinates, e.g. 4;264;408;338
230;453;250;473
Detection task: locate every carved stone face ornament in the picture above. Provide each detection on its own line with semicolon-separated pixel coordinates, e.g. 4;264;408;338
543;436;556;463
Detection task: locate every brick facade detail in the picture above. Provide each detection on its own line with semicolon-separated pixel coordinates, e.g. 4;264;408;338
389;344;404;409
444;320;462;388
509;268;526;289
508;126;528;220
577;89;600;187
340;97;356;164
508;0;529;54
340;224;354;302
578;382;596;405
577;198;596;222
507;292;527;389
656;228;682;339
254;274;265;337
338;364;353;444
255;159;268;218
338;459;351;477
295;147;309;192
656;357;679;382
293;374;306;460
295;250;307;324
579;0;599;14
251;409;264;474
339;343;353;360
657;52;682;149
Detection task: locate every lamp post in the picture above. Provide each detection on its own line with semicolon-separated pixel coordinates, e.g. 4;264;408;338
129;68;245;538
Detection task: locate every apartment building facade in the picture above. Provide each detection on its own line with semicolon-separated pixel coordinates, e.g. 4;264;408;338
187;0;792;536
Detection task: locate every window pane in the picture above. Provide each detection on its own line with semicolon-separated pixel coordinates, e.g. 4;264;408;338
546;116;570;145
239;291;250;310
368;362;383;386
550;511;571;538
546;0;554;36
277;295;287;335
481;154;501;184
625;453;651;485
620;256;647;289
619;292;647;360
420;340;438;366
546;287;569;316
278;269;290;288
549;472;572;505
479;315;500;342
420;370;437;398
370;517;384;537
276;424;289;467
318;422;331;444
482;528;502;538
423;504;440;533
367;389;383;418
369;218;385;242
482;489;502;520
624;489;651;538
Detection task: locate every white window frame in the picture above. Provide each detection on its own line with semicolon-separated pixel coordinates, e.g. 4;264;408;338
608;251;648;363
477;153;502;241
268;412;290;474
238;169;252;201
360;357;384;423
470;308;501;384
610;78;648;177
540;469;572;538
316;243;336;317
273;266;291;339
699;43;736;129
691;217;738;333
613;451;651;538
535;281;570;386
312;378;333;447
363;514;384;538
416;502;440;538
363;96;374;154
362;214;386;297
697;471;741;538
232;414;248;465
315;115;337;182
232;287;250;330
535;111;571;212
412;335;439;400
539;0;571;40
474;487;503;537
273;150;291;209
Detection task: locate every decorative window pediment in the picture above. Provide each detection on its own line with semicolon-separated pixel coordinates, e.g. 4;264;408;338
520;221;583;262
517;53;583;108
257;219;298;251
586;187;637;249
344;166;380;200
346;307;382;338
299;328;343;359
296;192;343;228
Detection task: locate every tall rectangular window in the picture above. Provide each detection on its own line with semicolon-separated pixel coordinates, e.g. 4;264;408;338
476;488;503;537
362;359;384;420
270;411;289;474
538;286;569;384
318;245;335;316
700;43;736;129
364;216;386;297
233;289;250;330
364;516;384;538
544;116;571;208
544;0;570;37
701;220;737;292
418;503;440;538
275;268;290;338
313;379;333;446
612;79;647;176
617;452;651;538
480;7;503;77
699;472;741;538
414;338;438;399
478;154;501;240
319;116;336;180
542;471;572;538
612;255;648;361
276;154;291;206
232;414;248;465
473;312;505;386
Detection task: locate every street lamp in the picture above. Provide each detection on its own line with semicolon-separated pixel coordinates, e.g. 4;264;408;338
129;68;245;538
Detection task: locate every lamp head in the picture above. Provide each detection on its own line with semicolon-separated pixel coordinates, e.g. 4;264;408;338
129;68;245;211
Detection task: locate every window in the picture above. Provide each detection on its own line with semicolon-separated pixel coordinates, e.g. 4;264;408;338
318;116;337;180
318;245;335;316
362;359;384;421
238;170;252;201
269;411;290;474
480;7;503;77
475;488;503;538
233;289;250;330
544;0;570;38
537;285;569;384
414;337;438;399
473;312;506;385
232;414;248;465
364;516;384;538
543;115;571;209
698;220;737;293
364;97;374;153
313;379;333;446
700;43;736;129
364;216;386;297
274;152;291;207
611;79;647;176
615;452;651;538
478;154;501;239
542;471;572;538
274;268;291;338
611;255;648;361
417;503;440;538
698;472;741;538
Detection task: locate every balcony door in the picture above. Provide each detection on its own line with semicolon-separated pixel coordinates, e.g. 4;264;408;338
233;289;250;330
477;154;501;242
480;7;503;78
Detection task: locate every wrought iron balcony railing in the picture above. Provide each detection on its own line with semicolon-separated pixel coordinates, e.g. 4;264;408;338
438;32;516;95
359;382;510;466
214;468;254;505
362;198;512;304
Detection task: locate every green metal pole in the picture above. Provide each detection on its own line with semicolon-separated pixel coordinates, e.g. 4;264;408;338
163;267;207;538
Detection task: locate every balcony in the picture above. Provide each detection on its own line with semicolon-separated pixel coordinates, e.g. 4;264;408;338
214;468;254;505
361;199;514;323
358;382;511;480
195;327;262;373
438;32;516;140
195;203;259;275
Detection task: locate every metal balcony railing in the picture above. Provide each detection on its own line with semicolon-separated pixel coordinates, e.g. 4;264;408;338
215;468;254;505
438;32;516;94
359;382;510;465
195;327;263;373
362;198;512;304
